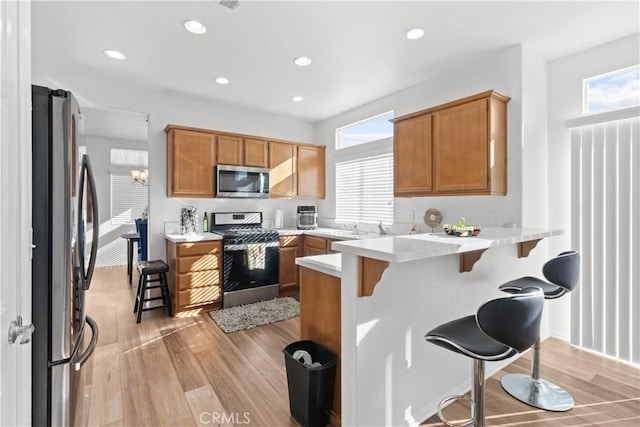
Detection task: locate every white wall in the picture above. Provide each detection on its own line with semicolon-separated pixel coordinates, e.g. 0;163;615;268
30;71;316;260
546;33;640;340
315;45;525;234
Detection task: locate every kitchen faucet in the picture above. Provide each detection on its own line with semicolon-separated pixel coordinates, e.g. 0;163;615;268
378;221;387;235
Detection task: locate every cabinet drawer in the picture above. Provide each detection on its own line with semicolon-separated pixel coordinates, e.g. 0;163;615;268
177;286;222;307
177;270;221;291
177;241;222;257
279;235;300;248
305;236;327;250
177;254;221;273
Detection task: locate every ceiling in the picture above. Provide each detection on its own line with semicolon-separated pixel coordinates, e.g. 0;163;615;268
31;1;640;123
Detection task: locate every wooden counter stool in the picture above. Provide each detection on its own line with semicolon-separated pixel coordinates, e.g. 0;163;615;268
498;251;580;411
425;287;544;427
134;260;173;324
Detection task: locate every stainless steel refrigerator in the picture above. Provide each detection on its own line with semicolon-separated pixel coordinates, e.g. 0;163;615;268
31;85;100;426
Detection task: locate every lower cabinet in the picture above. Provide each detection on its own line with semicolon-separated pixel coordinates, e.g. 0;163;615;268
279;235;301;296
166;239;223;313
304;235;338;256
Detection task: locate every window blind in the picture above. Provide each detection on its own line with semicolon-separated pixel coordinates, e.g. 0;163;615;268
110;173;148;225
568;115;639;364
336;153;394;225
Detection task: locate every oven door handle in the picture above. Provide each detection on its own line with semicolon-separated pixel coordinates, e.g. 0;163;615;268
224;241;280;251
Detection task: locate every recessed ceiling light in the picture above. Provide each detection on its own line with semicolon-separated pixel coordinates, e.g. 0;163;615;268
215;77;229;85
103;49;126;60
294;57;312;67
184;20;207;34
291;96;303;102
406;28;425;40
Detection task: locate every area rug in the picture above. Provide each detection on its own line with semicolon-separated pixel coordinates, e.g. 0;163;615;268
209;297;300;333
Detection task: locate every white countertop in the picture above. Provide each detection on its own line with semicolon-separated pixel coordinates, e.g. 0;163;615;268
296;253;342;278
276;227;378;240
331;227;563;263
165;233;223;243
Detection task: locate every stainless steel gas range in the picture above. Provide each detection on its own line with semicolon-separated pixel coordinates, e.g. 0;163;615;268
210;212;280;307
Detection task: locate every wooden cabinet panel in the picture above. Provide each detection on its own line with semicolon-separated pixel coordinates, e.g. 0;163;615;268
304;247;327;257
279;235;300;248
433;99;488;192
297;145;326;199
177;270;221;291
176;241;221;257
299;267;342;419
305;235;327;251
269;142;297;198
217;135;243;165
177;286;222;307
177;254;221;274
392;90;509;197
279;246;299;289
167;129;216;197
394;114;432;196
244;138;268;168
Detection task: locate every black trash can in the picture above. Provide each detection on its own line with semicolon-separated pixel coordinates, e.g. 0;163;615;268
283;340;337;427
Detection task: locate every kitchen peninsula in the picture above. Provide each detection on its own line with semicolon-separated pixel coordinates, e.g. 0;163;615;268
296;227;562;426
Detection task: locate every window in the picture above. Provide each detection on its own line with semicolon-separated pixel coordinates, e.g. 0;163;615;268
584;65;640;114
336;111;394;149
336;153;394;225
110;173;148;225
110;148;148;167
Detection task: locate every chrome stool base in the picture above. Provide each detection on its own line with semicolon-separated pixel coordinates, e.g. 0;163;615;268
501;373;574;412
437;395;475;427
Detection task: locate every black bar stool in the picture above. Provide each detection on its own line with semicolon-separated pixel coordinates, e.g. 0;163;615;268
134;260;173;324
498;251;580;411
425;287;544;427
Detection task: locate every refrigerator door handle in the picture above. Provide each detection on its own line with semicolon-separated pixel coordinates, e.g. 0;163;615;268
77;154;100;291
74;316;98;371
83;155;99;290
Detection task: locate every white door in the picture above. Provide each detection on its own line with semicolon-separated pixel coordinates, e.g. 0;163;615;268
0;1;33;425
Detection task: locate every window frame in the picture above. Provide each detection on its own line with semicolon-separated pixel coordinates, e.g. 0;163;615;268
583;64;640;114
335;110;394;150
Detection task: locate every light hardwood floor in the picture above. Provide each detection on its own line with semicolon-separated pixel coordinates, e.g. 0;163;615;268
82;266;639;426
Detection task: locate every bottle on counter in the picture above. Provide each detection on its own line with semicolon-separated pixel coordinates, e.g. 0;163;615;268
203;212;209;232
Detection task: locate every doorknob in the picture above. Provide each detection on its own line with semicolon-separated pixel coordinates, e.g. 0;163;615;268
7;315;35;345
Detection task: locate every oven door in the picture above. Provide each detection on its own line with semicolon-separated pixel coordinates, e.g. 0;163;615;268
222;241;280;292
217;164;270;198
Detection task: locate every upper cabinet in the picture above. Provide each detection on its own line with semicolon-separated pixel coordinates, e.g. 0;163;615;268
394;114;433;196
392;90;510;197
166;127;216;198
216;135;243;166
216;135;269;168
297;145;326;199
165;125;325;199
269;141;297;198
244;138;269;168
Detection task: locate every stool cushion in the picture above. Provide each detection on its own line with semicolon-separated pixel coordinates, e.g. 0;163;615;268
138;260;169;275
500;276;566;299
426;315;516;361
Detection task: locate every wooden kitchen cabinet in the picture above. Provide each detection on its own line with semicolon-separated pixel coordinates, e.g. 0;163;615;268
269;141;297;198
244;138;269;168
217;135;269;168
165;128;216;197
394;114;433;196
392;90;509;196
297;145;326;199
166;239;223;313
279;235;301;296
304;235;338;256
166;124;325;199
216;135;243;166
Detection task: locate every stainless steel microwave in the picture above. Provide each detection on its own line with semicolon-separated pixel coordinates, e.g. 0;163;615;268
216;164;270;198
